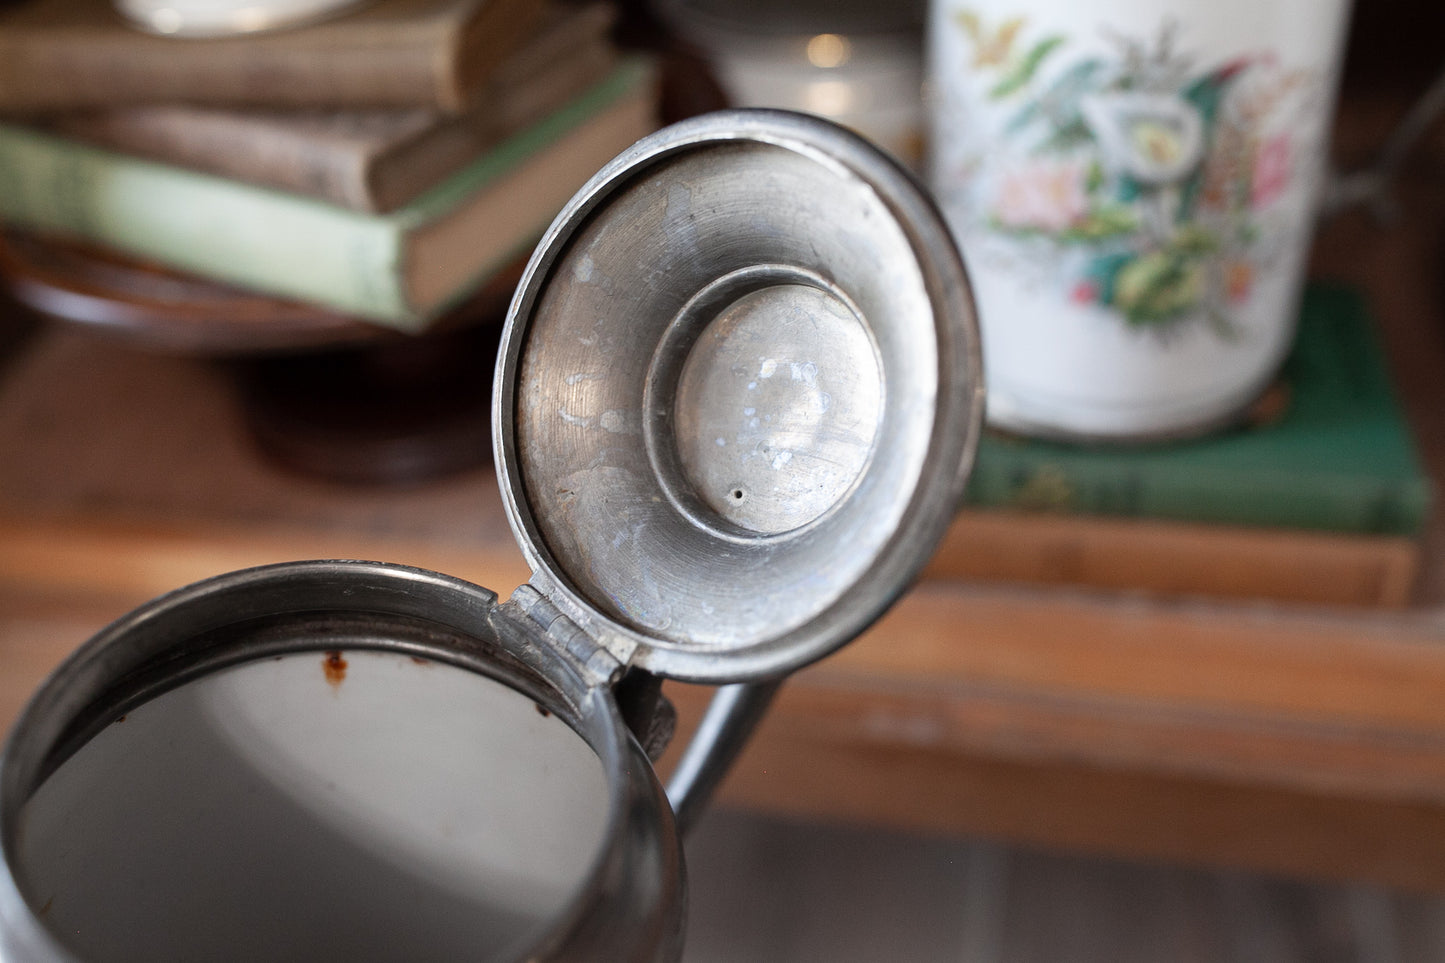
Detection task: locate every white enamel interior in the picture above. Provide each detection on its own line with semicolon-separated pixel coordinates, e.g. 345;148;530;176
17;651;608;963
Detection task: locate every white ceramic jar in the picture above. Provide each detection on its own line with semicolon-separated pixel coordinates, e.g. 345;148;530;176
927;0;1353;439
115;0;369;36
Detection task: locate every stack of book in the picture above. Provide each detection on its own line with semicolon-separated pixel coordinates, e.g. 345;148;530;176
0;0;659;331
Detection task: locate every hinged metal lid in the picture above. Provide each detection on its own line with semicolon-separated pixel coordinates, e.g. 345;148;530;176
493;110;983;684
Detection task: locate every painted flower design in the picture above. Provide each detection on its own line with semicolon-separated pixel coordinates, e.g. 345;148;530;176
1080;93;1205;185
994;159;1090;232
953;12;1314;334
1252;133;1292;206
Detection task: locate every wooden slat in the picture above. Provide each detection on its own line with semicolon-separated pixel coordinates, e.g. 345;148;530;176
695;722;1445;892
0;513;531;605
841;582;1445;735
933;509;1422;608
696;668;1445;806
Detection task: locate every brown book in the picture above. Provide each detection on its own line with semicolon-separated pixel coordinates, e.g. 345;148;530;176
43;2;619;212
0;0;546;113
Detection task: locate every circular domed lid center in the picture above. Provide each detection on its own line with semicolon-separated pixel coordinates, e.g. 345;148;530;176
649;270;882;538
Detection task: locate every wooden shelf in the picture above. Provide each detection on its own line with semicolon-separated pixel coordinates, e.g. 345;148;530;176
2;91;1444;890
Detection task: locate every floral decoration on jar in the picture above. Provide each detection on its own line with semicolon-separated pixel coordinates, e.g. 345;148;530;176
947;13;1318;335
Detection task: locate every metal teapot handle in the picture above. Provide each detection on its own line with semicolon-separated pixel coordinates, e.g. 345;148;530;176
664;679;783;836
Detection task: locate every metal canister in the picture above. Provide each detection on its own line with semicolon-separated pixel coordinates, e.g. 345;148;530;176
0;110;983;961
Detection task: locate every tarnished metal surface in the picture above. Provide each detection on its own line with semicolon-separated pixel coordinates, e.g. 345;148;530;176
0;562;684;963
495;109;984;683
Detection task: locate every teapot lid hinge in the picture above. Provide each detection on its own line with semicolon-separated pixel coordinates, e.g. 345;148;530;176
506;583;624;685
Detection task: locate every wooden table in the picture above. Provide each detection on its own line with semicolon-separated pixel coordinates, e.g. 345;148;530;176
2;91;1444;892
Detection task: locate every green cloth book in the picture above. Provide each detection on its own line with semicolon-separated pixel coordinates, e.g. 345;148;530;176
0;59;655;330
966;285;1434;536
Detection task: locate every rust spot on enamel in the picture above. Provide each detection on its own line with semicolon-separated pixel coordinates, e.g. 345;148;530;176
323;650;348;688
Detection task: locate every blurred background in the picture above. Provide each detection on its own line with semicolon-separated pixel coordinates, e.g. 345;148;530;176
0;0;1443;958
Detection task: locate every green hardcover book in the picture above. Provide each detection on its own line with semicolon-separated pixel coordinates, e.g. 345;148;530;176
965;285;1434;536
0;59;656;330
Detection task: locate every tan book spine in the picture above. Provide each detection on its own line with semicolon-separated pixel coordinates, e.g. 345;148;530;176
368;39;618;210
44;108;388;212
0;0;544;112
